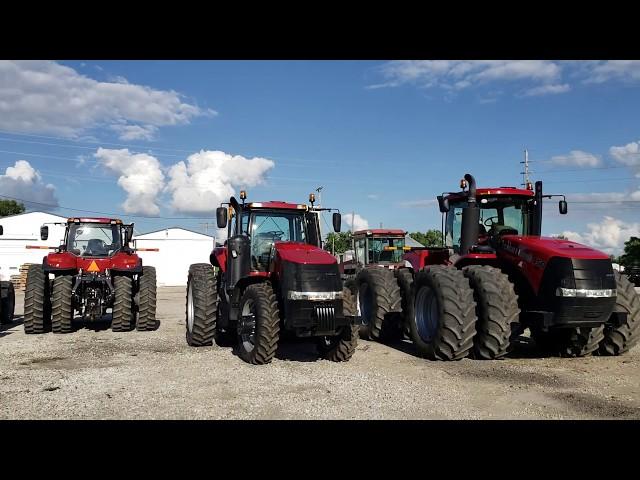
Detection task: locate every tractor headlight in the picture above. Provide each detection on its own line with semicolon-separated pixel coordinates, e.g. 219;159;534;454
287;291;344;301
555;288;617;298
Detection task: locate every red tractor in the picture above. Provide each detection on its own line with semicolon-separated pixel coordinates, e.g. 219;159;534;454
185;191;359;365
340;229;410;341
391;173;640;360
0;225;16;325
23;217;157;334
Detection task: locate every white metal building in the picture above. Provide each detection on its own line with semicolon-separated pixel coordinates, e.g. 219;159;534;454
0;211;68;281
133;228;216;287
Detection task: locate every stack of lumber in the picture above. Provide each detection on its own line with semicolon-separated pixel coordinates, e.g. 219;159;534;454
11;263;34;291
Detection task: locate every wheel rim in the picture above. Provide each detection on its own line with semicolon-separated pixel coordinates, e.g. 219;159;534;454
187;281;194;333
240;298;256;353
359;283;373;326
415;285;439;343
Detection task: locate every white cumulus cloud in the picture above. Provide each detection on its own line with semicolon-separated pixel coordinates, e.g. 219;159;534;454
562;216;640;255
0;160;58;209
581;60;640;84
344;213;369;231
94;148;165;216
610;140;640;177
165;150;275;214
550;150;601;167
0;60;213;139
522;83;571;97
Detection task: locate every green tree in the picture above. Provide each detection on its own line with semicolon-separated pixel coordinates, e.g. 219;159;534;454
552;234;568;240
0;200;25;217
409;229;443;247
324;231;352;254
619;236;640;270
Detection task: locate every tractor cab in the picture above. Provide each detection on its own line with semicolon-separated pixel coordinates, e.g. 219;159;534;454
343;229;408;276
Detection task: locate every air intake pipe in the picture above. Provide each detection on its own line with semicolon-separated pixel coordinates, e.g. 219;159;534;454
460;173;480;255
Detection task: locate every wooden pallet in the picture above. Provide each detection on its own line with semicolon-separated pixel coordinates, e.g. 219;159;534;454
11;263;35;291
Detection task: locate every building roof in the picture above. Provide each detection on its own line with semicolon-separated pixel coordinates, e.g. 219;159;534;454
405;235;424;247
133;226;215;239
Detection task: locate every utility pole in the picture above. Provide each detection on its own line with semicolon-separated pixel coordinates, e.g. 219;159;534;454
520;147;532;187
351;211;355;232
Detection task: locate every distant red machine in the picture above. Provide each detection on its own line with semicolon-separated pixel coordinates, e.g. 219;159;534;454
23;217;157;334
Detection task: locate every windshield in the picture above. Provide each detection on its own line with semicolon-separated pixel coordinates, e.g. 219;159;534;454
67;223;122;257
369;237;405;264
445;196;532;253
249;211;307;271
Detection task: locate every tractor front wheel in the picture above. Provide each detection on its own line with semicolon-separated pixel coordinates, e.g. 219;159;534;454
463;265;520;360
185;263;217;346
0;281;16;325
51;275;74;334
24;264;51;334
237;283;280;365
409;266;477;361
112;276;134;332
316;286;359;361
598;272;640;355
136;266;158;331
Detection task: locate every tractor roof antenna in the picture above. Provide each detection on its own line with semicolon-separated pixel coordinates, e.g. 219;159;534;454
315;186;323;207
520;147;532;188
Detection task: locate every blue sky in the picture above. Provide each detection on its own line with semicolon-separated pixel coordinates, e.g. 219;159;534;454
0;60;639;253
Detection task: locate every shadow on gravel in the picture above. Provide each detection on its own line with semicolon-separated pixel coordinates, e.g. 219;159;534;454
0;315;24;337
69;314;162;333
547;391;640;418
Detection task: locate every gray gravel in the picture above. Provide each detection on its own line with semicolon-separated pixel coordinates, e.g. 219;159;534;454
1;287;639;419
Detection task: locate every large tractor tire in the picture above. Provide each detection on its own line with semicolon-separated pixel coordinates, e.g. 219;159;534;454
462;265;520;360
237;282;280;365
0;281;16;325
185;263;217;346
24;264;51;334
598;272;640;355
316;286;359;362
111;276;134;332
408;265;477;361
355;267;402;341
136;266;158;331
51;275;74;334
395;268;414;340
531;325;605;357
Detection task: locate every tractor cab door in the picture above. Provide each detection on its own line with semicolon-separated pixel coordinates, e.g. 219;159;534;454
305;211;321;248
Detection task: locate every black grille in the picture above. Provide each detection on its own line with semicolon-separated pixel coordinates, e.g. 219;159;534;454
314;305;336;331
281;261;341;292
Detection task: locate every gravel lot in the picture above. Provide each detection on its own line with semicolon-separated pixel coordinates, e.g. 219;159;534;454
1;287;639;420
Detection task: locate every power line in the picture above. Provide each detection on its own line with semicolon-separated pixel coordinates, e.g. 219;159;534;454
0;193;215;220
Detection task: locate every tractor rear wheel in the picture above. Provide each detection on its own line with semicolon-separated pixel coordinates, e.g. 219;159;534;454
24;264;51;334
0;281;16;325
395;268;414;340
316;286;359;361
237;283;280;365
355;267;402;341
408;266;477;361
598;272;640;355
463;265;520;359
136;266;157;331
531;325;605;357
185;263;217;346
51;275;74;334
112;276;134;332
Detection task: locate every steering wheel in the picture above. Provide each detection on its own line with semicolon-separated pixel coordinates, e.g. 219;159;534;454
484;216;499;227
86;239;107;255
261;230;284;240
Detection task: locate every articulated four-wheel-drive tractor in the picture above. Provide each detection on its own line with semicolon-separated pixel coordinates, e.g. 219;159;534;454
185;191;360;365
0;225;16;325
352;174;640;361
23;217;157;334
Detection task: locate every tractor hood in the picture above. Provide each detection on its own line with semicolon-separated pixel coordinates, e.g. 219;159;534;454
499;235;610;261
274;241;337;265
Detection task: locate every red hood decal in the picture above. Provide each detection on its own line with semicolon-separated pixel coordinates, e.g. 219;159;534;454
274;241;337;265
500;235;610;260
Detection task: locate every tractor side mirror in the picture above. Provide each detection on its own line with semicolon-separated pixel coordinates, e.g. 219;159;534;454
559;200;568;215
40;225;49;241
332;212;341;232
124;225;134;244
437;196;450;213
0;225;3;236
216;207;228;229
